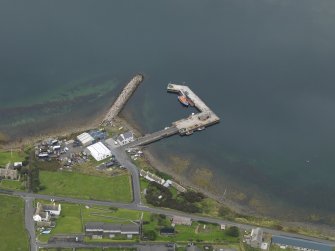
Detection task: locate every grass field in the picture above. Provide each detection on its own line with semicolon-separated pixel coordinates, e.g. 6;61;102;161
0;179;24;190
39;171;132;203
0;150;26;166
0;195;29;251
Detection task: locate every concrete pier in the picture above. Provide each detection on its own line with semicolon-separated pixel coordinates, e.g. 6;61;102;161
121;83;220;148
167;83;220;135
123;126;179;149
102;74;144;125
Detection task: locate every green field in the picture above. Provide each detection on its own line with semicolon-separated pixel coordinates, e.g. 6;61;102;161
0;150;25;166
0;195;29;251
0;179;24;190
39;171;132;203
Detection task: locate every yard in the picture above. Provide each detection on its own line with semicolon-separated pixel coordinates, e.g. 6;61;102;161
0;150;26;166
39;170;133;203
0;195;29;251
142;214;240;244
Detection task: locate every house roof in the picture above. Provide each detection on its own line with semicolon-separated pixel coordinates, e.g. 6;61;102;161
123;131;133;140
272;236;333;251
160;227;175;234
85;222;104;231
172;216;192;225
42;204;60;211
85;222;139;234
121;224;140;234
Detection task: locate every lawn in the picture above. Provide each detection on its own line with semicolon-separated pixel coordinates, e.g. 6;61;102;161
0;195;29;251
0;179;24;190
39;171;133;203
0;150;26;166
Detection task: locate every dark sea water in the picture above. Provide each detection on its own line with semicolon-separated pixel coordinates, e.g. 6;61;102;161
1;0;335;222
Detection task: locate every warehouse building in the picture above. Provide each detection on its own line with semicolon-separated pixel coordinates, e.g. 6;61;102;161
77;132;94;146
87;142;112;161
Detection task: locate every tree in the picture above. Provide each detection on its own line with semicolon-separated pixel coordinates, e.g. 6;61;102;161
226;226;239;237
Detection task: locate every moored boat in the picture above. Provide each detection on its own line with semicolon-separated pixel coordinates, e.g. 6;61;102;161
178;95;189;106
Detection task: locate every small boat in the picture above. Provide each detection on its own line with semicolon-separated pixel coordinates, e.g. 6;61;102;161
178;95;189;106
197;126;205;131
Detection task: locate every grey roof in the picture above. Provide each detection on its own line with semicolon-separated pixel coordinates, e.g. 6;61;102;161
85;222;139;234
121;224;140;234
123;131;133;139
42;204;59;211
272;236;333;251
85;222;104;231
103;223;121;232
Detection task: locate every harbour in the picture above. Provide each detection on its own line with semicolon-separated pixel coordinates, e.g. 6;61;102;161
112;80;221;149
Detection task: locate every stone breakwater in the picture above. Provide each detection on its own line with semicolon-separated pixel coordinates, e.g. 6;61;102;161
102;74;144;125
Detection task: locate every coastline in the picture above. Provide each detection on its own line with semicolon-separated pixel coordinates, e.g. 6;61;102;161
1;90;335;238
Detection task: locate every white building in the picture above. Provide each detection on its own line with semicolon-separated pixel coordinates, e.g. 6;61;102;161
116;131;134;145
77;132;94;146
33;202;61;222
87;142;112;161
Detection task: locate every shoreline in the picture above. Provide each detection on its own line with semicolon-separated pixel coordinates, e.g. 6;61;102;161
1;89;335;238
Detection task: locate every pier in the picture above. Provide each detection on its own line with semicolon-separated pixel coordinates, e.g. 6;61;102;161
122;126;179;149
121;83;220;148
102;74;144;125
167;83;220;135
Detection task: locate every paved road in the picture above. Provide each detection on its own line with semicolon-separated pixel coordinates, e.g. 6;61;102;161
39;241;173;250
104;139;142;205
24;197;37;251
2;189;334;247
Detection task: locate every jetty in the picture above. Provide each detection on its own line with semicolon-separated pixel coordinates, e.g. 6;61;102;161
167;83;220;135
102;74;144;125
122;83;220;148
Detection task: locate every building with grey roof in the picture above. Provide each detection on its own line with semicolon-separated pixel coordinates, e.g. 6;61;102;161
85;222;140;239
272;235;333;251
117;131;134;145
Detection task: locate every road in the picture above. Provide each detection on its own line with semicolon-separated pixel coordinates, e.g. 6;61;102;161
24;197;37;251
104;139;142;205
2;188;334;248
39;241;173;250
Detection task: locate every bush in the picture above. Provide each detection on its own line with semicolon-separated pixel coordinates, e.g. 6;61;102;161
226;226;240;237
179;191;205;203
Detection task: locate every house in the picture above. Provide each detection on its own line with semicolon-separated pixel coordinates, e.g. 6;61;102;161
33;202;61;222
272;235;333;251
160;227;175;236
0;168;18;180
116;131;134;145
33;211;50;222
85;222;140;239
41;203;61;216
172;216;192;226
250;228;263;248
